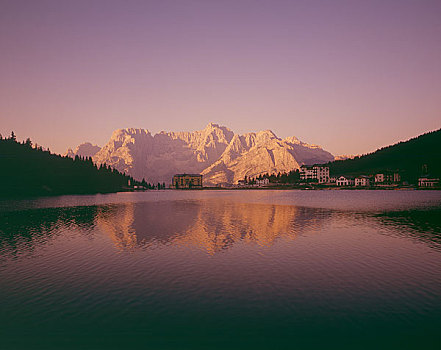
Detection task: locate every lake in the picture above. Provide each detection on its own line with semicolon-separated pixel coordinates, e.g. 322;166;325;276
0;190;440;349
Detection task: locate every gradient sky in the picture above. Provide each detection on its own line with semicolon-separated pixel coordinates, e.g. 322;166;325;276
1;0;440;156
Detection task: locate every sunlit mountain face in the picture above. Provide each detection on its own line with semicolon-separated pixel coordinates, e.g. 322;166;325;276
67;123;334;185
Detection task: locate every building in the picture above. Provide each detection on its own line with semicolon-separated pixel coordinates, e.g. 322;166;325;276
375;172;400;184
172;174;203;189
418;177;439;188
336;175;355;186
299;165;330;183
255;178;270;186
237;179;247;186
355;175;370;187
374;173;384;183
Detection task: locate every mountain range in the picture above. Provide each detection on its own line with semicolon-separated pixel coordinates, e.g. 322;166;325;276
67;123;334;185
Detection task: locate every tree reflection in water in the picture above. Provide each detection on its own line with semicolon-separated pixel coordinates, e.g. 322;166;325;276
0;206;98;258
1;200;440;255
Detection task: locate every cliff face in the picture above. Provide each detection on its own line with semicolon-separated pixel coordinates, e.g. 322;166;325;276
92;124;235;183
201;130;334;185
70;123;334;185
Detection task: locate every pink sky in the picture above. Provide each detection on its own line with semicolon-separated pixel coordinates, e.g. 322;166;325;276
1;0;440;156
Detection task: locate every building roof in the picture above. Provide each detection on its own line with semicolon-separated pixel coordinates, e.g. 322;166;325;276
376;170;400;175
173;173;202;177
337;175;355;179
300;164;329;168
419;176;439;180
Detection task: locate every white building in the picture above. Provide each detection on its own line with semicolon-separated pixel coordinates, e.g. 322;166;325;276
255;178;270;186
375;172;400;183
336;176;355;186
418;177;439;187
300;165;329;183
355;176;370;187
374;173;384;183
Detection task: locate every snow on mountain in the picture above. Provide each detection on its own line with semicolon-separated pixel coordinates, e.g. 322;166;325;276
70;123;334;185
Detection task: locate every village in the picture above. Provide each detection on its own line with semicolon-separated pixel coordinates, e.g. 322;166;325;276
296;164;439;189
170;165;440;190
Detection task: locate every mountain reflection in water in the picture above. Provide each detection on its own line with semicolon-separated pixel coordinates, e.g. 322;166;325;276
96;201;333;253
1;200;440;255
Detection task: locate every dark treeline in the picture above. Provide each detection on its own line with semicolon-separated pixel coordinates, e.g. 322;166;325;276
0;132;142;198
138;179;166;190
244;169;300;184
327;129;441;183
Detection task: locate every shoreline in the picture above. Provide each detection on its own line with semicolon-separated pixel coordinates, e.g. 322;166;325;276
1;185;439;201
173;185;437;191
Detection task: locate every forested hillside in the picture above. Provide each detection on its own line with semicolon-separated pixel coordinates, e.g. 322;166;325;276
328;129;441;182
0;133;138;198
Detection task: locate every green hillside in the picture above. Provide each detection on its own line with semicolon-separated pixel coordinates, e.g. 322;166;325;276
0;133;139;198
328;129;441;182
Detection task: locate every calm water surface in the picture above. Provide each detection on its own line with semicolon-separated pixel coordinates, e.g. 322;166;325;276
0;190;440;349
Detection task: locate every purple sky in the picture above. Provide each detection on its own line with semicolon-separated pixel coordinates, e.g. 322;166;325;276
1;0;440;156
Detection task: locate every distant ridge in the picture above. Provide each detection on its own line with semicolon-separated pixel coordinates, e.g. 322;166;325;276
328;128;441;181
68;123;334;185
66;142;101;158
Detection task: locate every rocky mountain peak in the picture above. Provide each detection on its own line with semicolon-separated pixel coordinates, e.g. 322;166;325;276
205;122;220;129
202;123;234;142
111;128;152;140
69;123;334;185
254;130;279;144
